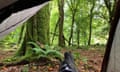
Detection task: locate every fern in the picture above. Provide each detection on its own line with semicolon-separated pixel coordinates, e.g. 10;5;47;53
32;48;45;55
27;41;63;61
27;42;41;49
46;50;63;58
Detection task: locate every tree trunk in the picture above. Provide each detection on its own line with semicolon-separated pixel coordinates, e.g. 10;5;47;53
104;0;116;24
101;1;120;71
67;0;79;46
16;4;50;56
58;0;65;47
51;18;59;44
77;29;80;48
88;0;95;46
18;24;25;44
68;12;75;46
36;4;50;45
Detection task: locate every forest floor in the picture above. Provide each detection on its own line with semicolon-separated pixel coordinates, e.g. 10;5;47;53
0;46;105;72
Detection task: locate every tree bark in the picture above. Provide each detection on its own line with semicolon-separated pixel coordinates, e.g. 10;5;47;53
104;0;116;24
69;12;75;46
67;0;79;46
88;0;95;46
51;18;59;44
16;4;50;56
58;0;65;47
77;29;80;48
36;4;50;45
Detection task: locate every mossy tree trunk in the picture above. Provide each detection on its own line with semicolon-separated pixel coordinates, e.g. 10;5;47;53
36;4;50;45
16;4;50;56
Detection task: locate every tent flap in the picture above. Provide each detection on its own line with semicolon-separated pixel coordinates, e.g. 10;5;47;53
0;0;17;9
0;1;50;39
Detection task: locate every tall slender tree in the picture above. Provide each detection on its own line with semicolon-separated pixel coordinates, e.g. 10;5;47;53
88;0;95;46
104;0;116;24
67;0;80;46
58;0;65;47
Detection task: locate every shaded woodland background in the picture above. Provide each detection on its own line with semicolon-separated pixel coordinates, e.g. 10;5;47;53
0;0;116;72
0;0;115;47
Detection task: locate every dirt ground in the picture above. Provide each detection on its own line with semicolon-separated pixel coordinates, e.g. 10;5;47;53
0;47;105;72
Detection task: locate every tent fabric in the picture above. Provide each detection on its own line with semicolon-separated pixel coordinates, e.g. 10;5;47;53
0;0;50;23
107;19;120;72
0;0;50;39
0;0;17;9
101;1;120;72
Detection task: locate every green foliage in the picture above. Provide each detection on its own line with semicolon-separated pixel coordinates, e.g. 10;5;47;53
1;26;21;44
81;57;88;64
0;0;111;49
3;57;18;62
2;42;63;63
27;42;63;61
73;52;88;64
73;52;81;60
22;65;29;72
32;47;45;55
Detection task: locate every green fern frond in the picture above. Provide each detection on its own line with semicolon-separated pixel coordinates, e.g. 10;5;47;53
32;47;45;55
46;50;63;59
27;42;41;48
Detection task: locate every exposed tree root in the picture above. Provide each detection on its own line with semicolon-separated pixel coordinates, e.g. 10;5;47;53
0;60;29;67
0;56;52;67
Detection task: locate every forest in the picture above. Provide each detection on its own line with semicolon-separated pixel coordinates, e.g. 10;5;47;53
0;0;116;72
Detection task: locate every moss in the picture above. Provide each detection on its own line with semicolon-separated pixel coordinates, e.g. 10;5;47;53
14;4;50;62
